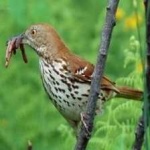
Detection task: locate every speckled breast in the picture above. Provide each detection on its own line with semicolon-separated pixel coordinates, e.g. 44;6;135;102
39;58;105;121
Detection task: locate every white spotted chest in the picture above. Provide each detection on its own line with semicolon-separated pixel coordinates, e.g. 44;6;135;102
39;58;91;121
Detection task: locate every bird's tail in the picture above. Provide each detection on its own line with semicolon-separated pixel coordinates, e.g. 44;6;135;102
116;86;143;101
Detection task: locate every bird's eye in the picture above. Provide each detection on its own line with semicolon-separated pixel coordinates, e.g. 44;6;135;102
31;29;37;35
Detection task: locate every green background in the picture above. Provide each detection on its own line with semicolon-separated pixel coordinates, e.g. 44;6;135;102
0;0;147;150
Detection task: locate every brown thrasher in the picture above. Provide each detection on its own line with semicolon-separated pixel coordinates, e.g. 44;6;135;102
6;24;143;135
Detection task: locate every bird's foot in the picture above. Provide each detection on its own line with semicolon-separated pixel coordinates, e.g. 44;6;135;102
80;112;90;137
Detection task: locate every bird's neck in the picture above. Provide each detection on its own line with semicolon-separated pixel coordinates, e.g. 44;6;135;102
35;35;70;61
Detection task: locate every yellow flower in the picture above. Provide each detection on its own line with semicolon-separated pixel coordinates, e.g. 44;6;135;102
136;62;143;73
124;14;142;30
116;8;125;20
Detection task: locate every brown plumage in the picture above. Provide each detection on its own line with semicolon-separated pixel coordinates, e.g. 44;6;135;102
6;23;143;134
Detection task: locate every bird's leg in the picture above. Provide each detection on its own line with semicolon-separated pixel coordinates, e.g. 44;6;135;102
80;112;90;137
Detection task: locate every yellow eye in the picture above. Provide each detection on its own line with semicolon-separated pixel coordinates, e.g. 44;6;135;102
31;29;37;35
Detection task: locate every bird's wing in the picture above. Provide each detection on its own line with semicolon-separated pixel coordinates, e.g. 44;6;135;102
67;54;119;92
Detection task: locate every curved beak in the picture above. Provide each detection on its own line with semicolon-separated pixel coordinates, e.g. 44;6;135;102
21;33;29;44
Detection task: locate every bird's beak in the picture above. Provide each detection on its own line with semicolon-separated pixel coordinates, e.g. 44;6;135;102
19;33;28;44
21;33;33;47
7;33;28;47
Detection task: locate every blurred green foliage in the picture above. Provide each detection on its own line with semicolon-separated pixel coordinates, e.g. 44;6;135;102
0;0;146;150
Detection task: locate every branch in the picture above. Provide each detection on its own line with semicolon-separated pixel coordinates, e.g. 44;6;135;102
27;140;32;150
133;111;145;150
144;0;150;146
74;0;120;149
133;0;150;149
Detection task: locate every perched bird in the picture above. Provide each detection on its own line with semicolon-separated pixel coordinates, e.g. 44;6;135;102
7;24;143;135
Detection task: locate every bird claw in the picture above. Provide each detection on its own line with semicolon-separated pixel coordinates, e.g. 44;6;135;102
80;112;90;137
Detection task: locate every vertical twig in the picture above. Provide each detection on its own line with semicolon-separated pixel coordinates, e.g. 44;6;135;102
133;0;150;150
74;0;120;149
144;0;150;148
27;140;32;150
133;111;145;150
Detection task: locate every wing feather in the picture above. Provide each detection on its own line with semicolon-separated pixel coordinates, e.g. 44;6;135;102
66;53;119;93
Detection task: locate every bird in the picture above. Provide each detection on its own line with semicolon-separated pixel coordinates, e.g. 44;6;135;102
6;23;143;135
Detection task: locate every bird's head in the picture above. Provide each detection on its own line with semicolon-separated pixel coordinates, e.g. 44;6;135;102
21;24;67;57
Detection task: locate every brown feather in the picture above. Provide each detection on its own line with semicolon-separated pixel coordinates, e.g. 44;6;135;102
39;24;143;101
116;86;143;100
65;53;120;93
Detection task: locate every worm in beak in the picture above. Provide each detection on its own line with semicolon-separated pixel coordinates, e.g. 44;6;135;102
5;34;28;68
